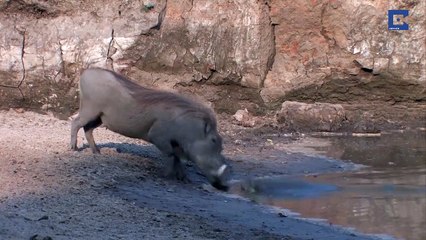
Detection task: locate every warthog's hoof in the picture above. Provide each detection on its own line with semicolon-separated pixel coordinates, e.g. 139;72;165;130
212;181;229;191
165;169;190;183
91;148;101;154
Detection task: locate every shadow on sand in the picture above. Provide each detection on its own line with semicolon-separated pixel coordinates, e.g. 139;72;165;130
80;142;164;160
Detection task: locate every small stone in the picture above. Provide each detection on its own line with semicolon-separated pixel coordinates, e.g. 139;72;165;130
233;109;247;122
233;109;256;127
14;108;25;113
41;104;52;111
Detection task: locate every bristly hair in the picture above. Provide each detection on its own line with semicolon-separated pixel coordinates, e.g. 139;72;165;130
103;68;217;126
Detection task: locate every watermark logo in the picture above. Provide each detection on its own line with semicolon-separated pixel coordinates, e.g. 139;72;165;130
388;10;409;30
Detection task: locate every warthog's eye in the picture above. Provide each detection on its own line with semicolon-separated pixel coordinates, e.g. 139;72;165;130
211;138;217;143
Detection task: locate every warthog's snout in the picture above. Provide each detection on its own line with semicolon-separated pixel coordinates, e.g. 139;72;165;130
188;133;231;191
208;164;230;191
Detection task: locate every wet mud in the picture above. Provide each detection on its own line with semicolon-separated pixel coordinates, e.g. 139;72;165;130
232;131;426;240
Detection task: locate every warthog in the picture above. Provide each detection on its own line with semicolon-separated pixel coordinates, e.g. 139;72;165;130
70;68;230;190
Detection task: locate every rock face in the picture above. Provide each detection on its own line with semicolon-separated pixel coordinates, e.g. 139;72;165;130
0;0;425;113
0;0;167;112
261;0;426;103
124;0;275;89
0;0;166;82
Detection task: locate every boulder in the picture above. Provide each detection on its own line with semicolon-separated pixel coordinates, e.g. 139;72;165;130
277;101;346;132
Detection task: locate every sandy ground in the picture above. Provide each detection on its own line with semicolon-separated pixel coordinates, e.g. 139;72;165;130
0;110;382;240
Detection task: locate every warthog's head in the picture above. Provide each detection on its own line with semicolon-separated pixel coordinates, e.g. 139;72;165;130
187;122;231;191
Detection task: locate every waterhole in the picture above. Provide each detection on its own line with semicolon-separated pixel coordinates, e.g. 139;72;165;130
230;130;426;240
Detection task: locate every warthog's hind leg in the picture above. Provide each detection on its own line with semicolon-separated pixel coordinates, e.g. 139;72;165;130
70;107;102;152
83;117;102;154
70;115;83;151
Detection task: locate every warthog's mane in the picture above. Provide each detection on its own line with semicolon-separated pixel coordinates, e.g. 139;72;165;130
106;69;217;126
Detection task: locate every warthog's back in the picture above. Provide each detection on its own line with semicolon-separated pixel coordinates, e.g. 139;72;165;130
79;68;134;107
78;68;217;139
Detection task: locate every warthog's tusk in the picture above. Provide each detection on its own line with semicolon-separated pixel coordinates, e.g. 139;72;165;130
217;164;227;176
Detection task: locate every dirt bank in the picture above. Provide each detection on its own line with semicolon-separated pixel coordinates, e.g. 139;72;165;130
1;110;385;240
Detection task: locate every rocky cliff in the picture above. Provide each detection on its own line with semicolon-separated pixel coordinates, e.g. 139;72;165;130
0;0;425;116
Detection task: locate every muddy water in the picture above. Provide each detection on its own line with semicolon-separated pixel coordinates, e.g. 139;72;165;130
231;130;426;240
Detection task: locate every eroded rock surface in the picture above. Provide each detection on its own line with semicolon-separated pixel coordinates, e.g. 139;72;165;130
0;0;424;115
261;0;425;103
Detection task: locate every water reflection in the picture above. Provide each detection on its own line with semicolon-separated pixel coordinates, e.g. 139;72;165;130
232;131;426;240
315;130;426;169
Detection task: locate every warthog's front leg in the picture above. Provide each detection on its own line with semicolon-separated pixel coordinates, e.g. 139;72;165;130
148;121;188;182
164;155;188;182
